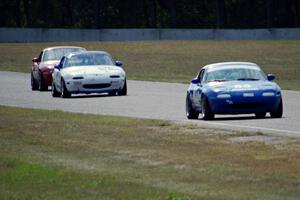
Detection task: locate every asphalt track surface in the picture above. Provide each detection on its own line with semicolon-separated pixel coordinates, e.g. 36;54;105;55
1;71;300;137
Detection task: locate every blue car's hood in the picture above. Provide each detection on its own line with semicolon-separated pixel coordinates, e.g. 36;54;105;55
206;80;278;92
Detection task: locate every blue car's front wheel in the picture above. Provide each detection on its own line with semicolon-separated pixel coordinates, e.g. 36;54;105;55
270;98;283;118
201;96;214;120
255;112;266;118
186;95;199;119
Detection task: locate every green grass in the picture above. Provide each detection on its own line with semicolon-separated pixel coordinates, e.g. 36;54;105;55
1;106;300;199
0;41;299;90
0;157;176;200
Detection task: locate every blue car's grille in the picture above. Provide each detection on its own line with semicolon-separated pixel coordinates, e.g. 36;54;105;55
230;102;264;109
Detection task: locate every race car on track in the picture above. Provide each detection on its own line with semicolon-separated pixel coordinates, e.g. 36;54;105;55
51;51;127;98
186;62;283;120
31;46;86;91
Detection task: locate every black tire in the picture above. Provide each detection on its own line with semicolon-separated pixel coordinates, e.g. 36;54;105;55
108;91;116;96
51;81;60;97
38;71;47;91
270;98;283;118
61;79;71;98
118;80;127;96
31;73;38;91
201;96;214;120
186;95;199;119
255;112;266;118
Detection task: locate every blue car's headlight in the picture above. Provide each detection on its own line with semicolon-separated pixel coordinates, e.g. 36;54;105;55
262;92;275;97
217;94;231;99
212;87;230;93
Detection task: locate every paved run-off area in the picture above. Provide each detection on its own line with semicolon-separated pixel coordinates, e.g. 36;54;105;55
1;71;300;136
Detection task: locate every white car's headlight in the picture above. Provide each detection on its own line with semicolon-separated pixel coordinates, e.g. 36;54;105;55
120;71;126;78
62;74;72;80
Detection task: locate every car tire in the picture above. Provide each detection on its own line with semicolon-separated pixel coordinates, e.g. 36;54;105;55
31;73;38;90
51;81;60;97
38;71;47;91
118;80;127;96
61;79;71;98
108;91;116;96
201;96;214;120
186;95;199;119
255;112;266;118
270;98;283;118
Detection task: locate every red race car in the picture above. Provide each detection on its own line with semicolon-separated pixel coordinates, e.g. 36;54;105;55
31;46;86;91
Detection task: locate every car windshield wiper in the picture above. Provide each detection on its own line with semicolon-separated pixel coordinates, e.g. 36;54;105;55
208;79;228;82
237;78;260;81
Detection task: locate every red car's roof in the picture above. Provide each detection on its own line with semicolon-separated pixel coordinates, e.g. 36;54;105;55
43;46;86;51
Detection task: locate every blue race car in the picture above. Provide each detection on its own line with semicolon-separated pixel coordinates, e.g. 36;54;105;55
186;62;283;120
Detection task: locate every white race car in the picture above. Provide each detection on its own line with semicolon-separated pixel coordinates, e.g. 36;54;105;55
52;51;127;98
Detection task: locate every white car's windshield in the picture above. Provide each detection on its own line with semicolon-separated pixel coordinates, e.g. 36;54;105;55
43;48;83;61
64;53;114;67
205;68;266;82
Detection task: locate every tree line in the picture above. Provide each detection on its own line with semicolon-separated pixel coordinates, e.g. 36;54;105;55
1;0;300;29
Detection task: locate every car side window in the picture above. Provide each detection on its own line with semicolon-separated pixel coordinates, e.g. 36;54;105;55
197;69;205;83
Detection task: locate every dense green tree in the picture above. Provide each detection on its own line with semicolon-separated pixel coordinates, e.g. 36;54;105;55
0;0;299;28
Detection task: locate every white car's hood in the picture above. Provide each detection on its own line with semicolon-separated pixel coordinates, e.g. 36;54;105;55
62;65;125;77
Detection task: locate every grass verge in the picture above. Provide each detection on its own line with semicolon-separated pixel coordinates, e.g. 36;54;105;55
0;41;299;90
0;106;300;199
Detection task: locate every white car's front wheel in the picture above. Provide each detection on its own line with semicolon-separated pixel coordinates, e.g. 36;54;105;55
61;79;71;98
118;80;127;96
51;81;60;97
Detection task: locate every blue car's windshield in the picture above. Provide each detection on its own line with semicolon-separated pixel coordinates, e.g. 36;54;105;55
64;53;114;67
204;68;266;83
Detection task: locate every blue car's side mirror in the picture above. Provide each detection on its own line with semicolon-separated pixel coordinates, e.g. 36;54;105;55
191;78;200;84
115;60;123;67
54;64;61;70
267;74;275;81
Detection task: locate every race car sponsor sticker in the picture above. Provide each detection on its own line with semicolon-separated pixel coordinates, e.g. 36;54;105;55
232;84;258;91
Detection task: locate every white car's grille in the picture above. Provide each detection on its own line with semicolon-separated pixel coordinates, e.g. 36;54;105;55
83;83;111;89
110;75;120;78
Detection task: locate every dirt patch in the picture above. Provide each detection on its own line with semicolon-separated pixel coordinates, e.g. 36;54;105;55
229;135;284;145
